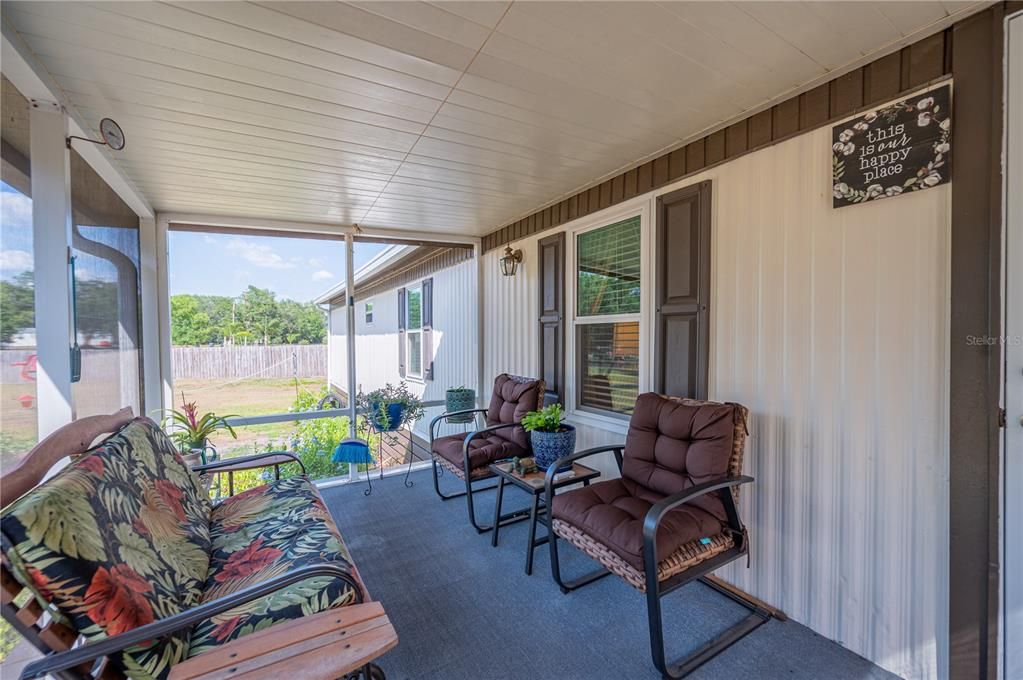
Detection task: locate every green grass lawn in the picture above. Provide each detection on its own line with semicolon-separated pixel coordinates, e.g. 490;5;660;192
173;377;325;457
1;382;37;473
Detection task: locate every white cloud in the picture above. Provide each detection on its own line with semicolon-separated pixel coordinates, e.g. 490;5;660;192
0;249;32;272
309;257;325;268
311;270;334;281
0;189;32;231
225;238;295;270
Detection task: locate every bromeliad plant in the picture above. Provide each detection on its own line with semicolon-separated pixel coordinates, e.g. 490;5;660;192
163;394;238;458
521;403;568;433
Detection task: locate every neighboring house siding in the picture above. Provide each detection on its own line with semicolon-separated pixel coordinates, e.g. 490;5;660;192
483;120;949;679
328;258;478;441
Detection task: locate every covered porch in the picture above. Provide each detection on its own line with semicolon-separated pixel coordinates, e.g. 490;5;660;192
1;2;1018;680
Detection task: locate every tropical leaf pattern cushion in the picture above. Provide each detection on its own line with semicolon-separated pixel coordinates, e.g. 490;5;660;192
187;475;363;656
0;417;213;680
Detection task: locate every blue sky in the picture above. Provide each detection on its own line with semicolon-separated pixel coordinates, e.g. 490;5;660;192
169;231;385;302
2;181;387;302
1;182;33;281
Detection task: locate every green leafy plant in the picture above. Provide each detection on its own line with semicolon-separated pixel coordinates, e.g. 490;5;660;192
521;404;567;433
357;381;425;430
163;394;238;451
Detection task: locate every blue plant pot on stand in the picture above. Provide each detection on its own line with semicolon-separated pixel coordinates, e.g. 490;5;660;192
370;402;405;432
530;425;577;472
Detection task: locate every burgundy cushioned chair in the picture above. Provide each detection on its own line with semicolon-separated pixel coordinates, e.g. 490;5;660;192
544;393;770;679
429;374;545;532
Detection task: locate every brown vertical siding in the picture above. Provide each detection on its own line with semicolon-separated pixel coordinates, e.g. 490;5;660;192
830;70;864;117
725;120;748;157
482;25;955;252
749;109;773;149
864;51;903;103
798;84;831;129
686;138;706;174
668;147;686;180
705;129;726;164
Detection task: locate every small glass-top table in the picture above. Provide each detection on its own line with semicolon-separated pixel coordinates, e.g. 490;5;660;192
488;461;601;575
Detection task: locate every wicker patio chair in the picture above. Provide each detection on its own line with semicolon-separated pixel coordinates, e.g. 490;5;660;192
544;393;770;678
429;374;545;533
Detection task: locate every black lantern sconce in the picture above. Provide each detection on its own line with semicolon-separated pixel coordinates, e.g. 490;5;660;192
500;246;523;276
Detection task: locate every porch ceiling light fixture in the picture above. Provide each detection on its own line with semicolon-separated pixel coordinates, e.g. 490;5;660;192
500;245;523;276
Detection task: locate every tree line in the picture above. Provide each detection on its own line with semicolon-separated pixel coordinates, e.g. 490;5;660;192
1;273;122;346
171;286;326;346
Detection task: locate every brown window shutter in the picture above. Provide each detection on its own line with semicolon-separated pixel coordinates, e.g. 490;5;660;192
537;233;565;405
422;278;434;380
654;181;711;399
398;287;406;378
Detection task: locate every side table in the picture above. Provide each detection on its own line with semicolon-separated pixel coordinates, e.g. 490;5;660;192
488;461;600;575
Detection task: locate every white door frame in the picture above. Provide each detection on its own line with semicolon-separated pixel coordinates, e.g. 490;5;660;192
1002;9;1023;680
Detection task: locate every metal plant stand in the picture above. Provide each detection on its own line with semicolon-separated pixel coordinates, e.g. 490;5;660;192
364;421;434;489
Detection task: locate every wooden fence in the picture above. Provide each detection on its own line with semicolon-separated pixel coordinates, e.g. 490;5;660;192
172;344;327;380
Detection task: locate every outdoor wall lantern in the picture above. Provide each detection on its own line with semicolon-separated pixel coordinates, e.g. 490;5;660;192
500;246;523;276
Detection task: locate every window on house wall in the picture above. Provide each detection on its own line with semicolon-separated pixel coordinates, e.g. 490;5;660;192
574;215;641;416
405;286;423;379
365;302;373;324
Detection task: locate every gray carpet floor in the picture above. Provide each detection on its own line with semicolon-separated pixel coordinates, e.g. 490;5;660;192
319;469;900;680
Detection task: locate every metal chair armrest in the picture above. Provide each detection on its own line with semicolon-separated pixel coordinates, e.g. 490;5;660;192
460;422;521;472
543;444;624;505
428;409;487;443
192;450;306;475
641;476;754;576
19;563;361;680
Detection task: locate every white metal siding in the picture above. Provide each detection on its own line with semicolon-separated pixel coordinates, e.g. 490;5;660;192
483;124;950;680
328;259;478;441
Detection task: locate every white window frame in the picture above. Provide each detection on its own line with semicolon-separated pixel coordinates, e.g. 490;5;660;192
405;284;424;381
565;201;652;434
364;301;374;325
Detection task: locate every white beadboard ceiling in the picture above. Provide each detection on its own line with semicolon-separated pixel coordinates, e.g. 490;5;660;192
2;1;985;236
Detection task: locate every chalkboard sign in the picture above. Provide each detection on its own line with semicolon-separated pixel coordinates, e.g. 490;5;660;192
832;84;951;208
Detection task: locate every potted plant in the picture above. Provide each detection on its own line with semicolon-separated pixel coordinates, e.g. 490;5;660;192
445;385;477;423
358;382;425;432
162;395;238;466
521;404;576;472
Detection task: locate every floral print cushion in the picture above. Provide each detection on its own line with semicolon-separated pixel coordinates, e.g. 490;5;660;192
0;418;212;680
187;476;363;656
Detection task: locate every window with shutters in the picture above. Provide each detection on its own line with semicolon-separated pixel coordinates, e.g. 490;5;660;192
572;215;642;417
405;285;424;380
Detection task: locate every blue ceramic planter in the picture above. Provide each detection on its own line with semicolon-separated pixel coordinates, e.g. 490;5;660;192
530;425;577;472
370;402;405;432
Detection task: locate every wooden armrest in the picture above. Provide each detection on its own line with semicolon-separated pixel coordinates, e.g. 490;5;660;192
169;602;397;680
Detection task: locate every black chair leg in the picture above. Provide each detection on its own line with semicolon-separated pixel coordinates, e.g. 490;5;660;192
645;577;771;679
464;474;493;533
432;457;469;500
548;524;610;593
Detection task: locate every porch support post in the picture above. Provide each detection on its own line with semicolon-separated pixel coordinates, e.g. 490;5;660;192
475;241;485;409
949;5;1009;678
345;232;358;481
139;215;163;415
156;215;174;413
28;99;74;437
